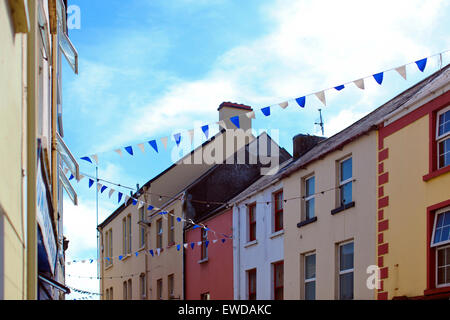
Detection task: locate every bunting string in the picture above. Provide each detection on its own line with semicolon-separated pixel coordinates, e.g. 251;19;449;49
77;51;450;165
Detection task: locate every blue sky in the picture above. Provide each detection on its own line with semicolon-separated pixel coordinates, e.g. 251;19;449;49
62;0;450;299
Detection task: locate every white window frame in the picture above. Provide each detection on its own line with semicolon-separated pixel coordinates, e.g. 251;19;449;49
304;252;316;300
339;156;353;205
338;240;354;300
431;206;450;248
436;106;450;169
157;219;163;249
304;175;315;220
139;206;146;248
436;244;450;288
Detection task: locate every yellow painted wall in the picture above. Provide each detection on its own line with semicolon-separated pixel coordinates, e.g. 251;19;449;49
0;1;27;300
381;114;450;298
283;132;377;300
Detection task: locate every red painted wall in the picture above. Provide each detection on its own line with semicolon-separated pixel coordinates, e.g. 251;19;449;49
185;208;233;300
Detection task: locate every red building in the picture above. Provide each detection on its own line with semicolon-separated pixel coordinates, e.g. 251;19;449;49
185;208;234;300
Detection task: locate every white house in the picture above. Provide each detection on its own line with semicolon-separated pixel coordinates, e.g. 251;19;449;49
231;159;292;300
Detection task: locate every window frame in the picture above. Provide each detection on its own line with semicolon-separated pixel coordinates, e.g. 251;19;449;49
304;252;316;300
168;212;175;246
248;203;257;242
139;206;146;248
157;219;163;249
127;279;132;300
273;190;284;232
127;215;132;254
247;268;257;300
338;240;354;300
436;245;450;288
339;156;353;206
123;281;127;300
201;228;208;260
157;278;163;300
304;175;315;220
436;106;450;169
140;273;146;299
273;261;284;300
168;274;174;299
431;206;450;248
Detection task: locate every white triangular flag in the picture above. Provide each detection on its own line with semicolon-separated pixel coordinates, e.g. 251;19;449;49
184;243;188;249
108;189;115;198
78;174;85;182
395;65;407;80
156;248;161;256
138;201;144;209
217;120;228;130
137;143;146;154
64;167;69;174
246;111;256;119
124;195;130;203
161;137;168;149
188;129;194;144
197;241;202;246
212;239;218;244
354;78;365;90
97;183;102;192
315;91;326;106
114;149;123;157
91;154;99;165
279;102;289;109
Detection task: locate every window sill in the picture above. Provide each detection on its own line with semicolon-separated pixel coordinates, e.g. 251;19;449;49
423;286;450;297
423;165;450;182
269;230;284;239
331;201;355;215
297;216;318;228
198;258;209;264
244;240;258;248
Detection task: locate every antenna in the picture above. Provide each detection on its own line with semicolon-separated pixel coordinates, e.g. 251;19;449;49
315;109;324;136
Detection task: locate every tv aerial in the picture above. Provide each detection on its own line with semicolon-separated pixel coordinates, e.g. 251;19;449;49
315;109;324;136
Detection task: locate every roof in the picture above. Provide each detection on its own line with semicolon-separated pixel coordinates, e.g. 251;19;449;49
218;101;253;111
280;63;450;179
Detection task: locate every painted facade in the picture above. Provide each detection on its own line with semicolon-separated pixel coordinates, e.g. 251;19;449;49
376;66;450;299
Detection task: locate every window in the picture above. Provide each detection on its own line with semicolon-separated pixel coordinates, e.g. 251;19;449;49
168;274;174;299
304;253;316;300
338;241;354;300
273;261;284;300
140;274;146;299
123;215;132;255
127;279;132;300
123;281;127;300
247;269;257;300
105;288;109;300
110;287;113;300
339;157;353;206
274;191;283;232
139;206;146;248
168;212;175;246
157;279;163;300
157;219;163;249
436;107;450;169
304;176;315;220
105;229;113;266
200;292;210;300
248;203;256;242
431;207;450;287
201;228;208;260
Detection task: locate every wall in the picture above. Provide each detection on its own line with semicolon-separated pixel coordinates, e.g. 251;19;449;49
283;132;377;300
185;208;233;300
0;0;28;300
233;181;284;300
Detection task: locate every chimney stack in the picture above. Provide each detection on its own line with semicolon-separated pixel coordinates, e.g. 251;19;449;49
218;102;253;132
292;134;325;160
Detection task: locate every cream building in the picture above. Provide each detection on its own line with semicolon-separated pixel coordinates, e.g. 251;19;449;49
0;0;79;300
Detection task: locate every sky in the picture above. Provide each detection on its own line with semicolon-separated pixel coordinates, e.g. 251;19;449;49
61;0;450;300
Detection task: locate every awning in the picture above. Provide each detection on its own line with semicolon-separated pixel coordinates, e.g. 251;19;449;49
38;274;71;294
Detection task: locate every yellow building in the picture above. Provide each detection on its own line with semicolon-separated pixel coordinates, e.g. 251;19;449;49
376;65;449;299
0;0;79;299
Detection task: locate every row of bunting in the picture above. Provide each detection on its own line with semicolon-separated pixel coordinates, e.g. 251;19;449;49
78;54;444;165
66;236;230;266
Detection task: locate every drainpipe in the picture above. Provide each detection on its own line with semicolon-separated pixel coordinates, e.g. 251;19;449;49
51;28;58;238
236;204;241;300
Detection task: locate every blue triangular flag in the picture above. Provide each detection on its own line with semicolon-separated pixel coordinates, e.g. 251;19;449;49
193;225;200;229
147;205;154;211
132;199;137;206
261;107;271;117
119;255;123;260
296;96;306;108
176;217;182;222
148;140;158;153
118;192;123;203
135;252;139;257
149;250;154;257
415;58;427;72
221;238;226;243
100;186;107;193
335;85;345;91
81;157;92;163
190;243;195;249
174;133;181;147
125;146;134;156
106;257;110;261
69;174;74;181
373;72;384;85
88;179;94;188
230;116;240;129
177;244;181;251
201;125;209;139
205;240;210;248
89;259;93;264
